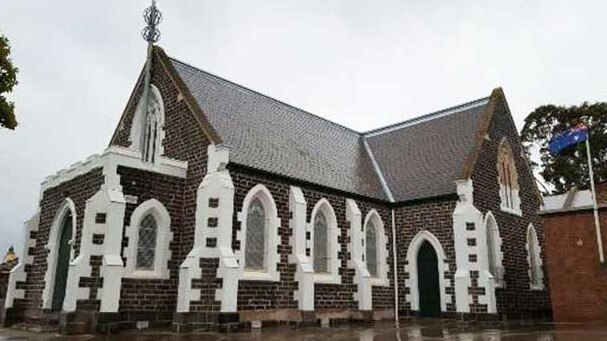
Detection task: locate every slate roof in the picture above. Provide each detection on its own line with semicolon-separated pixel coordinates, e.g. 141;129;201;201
168;54;492;203
364;98;490;201
171;58;388;200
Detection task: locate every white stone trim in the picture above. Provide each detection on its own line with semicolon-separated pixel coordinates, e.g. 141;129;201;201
346;199;372;310
40;146;187;195
499;186;522;216
288;186;314;311
236;184;281;282
484;211;504;288
453;179;497;314
67;187;126;313
5;212;40;308
96;189;127;313
123;199;173;279
363;209;389;287
41;198;77;310
310;198;341;285
526;223;544;291
178;145;240;313
405;230;449;312
497;138;522;216
128;84;166;161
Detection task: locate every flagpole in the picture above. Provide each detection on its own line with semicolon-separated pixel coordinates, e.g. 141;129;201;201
585;136;604;263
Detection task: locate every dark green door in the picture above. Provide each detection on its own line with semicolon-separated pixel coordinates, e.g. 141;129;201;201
51;213;72;311
417;241;440;317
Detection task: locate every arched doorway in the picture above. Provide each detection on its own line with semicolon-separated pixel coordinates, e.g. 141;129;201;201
51;212;72;311
417;241;441;317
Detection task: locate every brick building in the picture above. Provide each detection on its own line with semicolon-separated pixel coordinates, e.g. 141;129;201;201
541;183;607;322
0;246;18;325
3;46;550;333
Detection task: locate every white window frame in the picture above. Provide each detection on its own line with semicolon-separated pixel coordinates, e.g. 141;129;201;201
526;223;544;290
363;209;389;287
237;184;281;282
42;198;77;310
497;138;522;216
128;84;166;163
124;199;172;279
310;198;341;285
484;212;504;287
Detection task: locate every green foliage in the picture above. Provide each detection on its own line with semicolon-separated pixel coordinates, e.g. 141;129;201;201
520;102;607;195
0;31;18;130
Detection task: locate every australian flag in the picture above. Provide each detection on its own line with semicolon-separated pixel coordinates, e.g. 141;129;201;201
548;123;588;155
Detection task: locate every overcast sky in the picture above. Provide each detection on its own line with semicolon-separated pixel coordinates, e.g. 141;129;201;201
0;0;606;255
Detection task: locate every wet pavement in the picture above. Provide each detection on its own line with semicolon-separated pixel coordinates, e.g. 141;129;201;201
1;319;606;341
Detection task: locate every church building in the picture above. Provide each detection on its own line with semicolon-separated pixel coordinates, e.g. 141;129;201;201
2;9;550;331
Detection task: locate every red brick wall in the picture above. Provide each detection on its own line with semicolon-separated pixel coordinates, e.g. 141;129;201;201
471;95;551;318
596;183;607;204
543;208;607;322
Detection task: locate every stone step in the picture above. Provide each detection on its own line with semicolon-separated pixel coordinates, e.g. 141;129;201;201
12;322;60;333
61;321;90;335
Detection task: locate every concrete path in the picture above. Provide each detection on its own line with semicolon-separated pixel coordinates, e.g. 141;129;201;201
1;319;606;340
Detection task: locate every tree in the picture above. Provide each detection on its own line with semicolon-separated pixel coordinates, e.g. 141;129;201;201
520;102;607;195
0;31;18;130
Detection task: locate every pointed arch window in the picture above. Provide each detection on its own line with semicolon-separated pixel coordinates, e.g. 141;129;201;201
142;91;163;163
497;139;521;215
129;84;165;163
313;210;329;273
245;198;266;271
527;224;544;290
238;184;280;282
125;199;172;279
310;199;341;284
136;214;157;270
365;221;378;277
363;210;389;286
484;212;504;287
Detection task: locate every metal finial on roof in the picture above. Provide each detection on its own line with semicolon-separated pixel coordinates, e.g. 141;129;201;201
142;0;162;44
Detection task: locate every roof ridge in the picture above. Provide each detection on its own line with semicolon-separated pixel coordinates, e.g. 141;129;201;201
168;56;361;136
363;96;491;137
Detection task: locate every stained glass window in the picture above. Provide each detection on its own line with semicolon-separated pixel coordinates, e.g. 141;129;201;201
486;219;497;276
136;214;157;270
245;198;266;270
497;140;519;210
313;210;329;273
366;221;378;277
528;226;542;286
